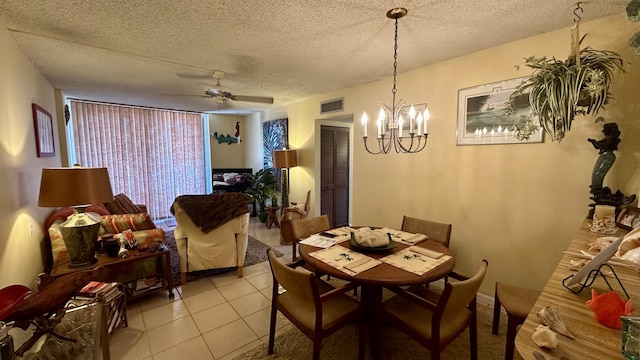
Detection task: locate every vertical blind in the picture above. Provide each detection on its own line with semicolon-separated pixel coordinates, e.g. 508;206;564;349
70;100;205;219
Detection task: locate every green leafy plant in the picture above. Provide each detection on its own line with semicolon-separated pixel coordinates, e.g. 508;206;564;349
508;46;624;141
246;168;277;218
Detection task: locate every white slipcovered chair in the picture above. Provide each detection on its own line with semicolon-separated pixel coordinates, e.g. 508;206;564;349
172;195;251;285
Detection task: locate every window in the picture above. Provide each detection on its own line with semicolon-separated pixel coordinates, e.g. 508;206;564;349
70;100;205;219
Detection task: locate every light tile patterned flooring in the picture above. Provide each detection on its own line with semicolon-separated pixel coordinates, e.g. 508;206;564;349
109;217;293;360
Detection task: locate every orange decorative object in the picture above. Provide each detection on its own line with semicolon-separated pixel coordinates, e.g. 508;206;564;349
586;289;633;329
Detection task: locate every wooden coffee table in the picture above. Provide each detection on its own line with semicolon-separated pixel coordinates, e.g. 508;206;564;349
51;244;174;301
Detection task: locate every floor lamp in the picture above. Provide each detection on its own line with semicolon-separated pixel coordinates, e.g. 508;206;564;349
38;167;114;268
273;149;298;210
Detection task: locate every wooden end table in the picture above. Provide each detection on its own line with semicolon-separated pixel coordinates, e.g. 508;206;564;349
265;206;280;229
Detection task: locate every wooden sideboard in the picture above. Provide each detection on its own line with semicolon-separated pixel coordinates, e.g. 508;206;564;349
515;219;638;359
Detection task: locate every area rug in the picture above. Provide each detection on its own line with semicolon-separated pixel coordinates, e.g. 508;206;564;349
234;302;507;360
163;232;282;285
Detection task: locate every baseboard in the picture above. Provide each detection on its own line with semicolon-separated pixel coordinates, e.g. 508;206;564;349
430;279;495;307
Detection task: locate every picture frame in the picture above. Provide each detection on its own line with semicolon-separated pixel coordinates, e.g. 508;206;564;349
617;206;640;231
397;103;427;134
456;78;543;145
32;103;55;157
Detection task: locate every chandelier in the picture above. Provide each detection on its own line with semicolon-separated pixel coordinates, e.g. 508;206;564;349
361;7;430;155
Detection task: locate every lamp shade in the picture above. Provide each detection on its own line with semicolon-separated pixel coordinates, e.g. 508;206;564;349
38;167;114;207
272;149;298;169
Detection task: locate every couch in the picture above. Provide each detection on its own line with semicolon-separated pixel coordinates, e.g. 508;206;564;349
44;193;165;271
171;192;253;284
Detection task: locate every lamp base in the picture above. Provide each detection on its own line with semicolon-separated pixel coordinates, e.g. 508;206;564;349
59;221;100;269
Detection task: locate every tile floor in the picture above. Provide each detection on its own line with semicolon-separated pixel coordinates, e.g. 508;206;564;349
109;217;294;360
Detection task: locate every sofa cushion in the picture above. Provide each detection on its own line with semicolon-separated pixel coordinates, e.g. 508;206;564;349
103;193;143;214
100;213;156;234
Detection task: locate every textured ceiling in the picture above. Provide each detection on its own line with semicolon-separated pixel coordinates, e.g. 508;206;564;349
0;0;629;114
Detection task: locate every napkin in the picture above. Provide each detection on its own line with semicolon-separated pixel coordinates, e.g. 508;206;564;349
354;227;389;247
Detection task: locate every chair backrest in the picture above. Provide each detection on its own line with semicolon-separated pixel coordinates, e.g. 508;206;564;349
301;190;311;214
267;249;318;306
401;215;452;248
291;214;331;242
439;260;488;314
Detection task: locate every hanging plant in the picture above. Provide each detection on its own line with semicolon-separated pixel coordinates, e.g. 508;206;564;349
507;45;624;142
628;0;640;54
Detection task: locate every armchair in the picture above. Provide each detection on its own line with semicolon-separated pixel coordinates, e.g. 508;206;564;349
171;193;252;284
279;190;311;245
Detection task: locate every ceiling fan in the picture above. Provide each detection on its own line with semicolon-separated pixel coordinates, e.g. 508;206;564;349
203;70;274;105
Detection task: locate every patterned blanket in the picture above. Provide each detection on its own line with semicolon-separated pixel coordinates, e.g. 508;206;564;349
171;192;253;233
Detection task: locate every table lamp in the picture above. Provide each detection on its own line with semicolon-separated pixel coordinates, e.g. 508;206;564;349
272;149;298;209
38;167;114;268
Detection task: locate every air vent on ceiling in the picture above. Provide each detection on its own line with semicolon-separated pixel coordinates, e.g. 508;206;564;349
320;98;344;114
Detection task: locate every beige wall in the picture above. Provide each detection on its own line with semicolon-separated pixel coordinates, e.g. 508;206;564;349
266;13;640;295
208;114;246;169
0;23;61;289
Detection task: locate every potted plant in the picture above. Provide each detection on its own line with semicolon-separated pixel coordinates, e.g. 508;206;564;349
508;45;624;142
246;167;278;222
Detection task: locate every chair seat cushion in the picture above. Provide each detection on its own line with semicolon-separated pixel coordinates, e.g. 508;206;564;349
496;282;541;318
383;294;472;343
278;278;360;332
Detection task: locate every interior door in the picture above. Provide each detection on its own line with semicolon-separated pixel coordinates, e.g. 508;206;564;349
320;125;350;227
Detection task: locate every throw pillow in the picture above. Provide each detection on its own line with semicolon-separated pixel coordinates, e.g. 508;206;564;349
48;220;68;266
100;213;156;234
103;193;143;214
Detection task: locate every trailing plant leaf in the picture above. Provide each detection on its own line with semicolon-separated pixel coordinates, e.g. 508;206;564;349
628;0;640;22
508;47;623;141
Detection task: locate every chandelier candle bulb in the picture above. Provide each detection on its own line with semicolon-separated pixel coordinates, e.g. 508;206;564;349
423;108;430;133
361;112;368;137
398;116;403;138
416;113;423;136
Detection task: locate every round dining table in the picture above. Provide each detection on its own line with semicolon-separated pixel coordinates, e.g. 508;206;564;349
299;234;455;360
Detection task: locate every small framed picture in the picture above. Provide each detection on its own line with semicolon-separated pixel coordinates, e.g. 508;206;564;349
617;206;640;231
32;103;55;157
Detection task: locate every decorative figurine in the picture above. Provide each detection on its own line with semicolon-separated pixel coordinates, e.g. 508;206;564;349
587;123;635;218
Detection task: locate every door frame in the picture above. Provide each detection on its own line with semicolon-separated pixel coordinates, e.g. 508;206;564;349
314;114;354;226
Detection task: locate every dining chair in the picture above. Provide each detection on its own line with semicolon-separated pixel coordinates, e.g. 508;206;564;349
382;259;489;360
266;249;364;360
401;215;452;248
289;214;331;262
492;282;541;360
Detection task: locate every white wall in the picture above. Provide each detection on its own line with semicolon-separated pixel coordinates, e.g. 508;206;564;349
265;13;640;295
0;23;60;289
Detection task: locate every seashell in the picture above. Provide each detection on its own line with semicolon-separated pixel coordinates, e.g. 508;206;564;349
616;227;640;257
620;247;640;266
537;305;575;339
532;325;558;350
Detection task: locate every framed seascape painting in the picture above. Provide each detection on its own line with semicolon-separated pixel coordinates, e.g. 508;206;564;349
456;78;543;145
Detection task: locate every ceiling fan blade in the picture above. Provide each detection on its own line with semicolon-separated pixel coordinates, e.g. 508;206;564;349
229;94;274;104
